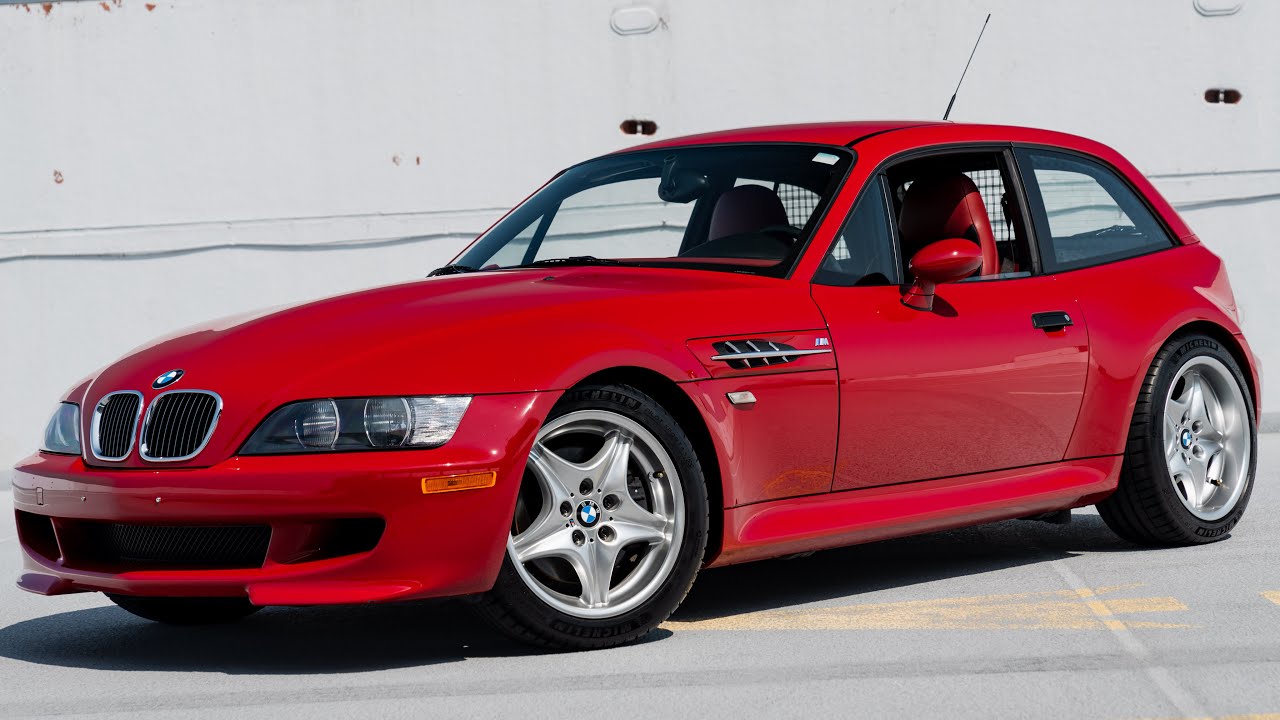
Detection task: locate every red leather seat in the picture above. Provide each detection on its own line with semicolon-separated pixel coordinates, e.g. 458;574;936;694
897;174;999;276
708;185;790;241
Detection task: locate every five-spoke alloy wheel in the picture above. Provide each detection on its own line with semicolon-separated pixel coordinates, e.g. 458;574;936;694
1162;356;1251;521
475;383;708;649
510;409;684;617
1099;333;1256;544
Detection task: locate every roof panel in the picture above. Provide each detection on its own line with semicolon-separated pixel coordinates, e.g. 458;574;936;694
625;120;948;151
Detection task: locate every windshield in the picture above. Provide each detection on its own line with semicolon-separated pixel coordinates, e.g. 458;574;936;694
456;144;854;277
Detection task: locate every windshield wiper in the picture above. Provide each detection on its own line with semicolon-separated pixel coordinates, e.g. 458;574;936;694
514;256;626;268
427;264;481;277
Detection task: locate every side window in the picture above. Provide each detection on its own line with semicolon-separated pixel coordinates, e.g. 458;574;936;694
887;151;1035;281
1019;150;1174;271
484;218;539;267
536;178;693;260
814;179;896;287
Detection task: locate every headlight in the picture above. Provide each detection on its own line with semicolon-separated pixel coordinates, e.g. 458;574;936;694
41;402;82;455
239;396;472;454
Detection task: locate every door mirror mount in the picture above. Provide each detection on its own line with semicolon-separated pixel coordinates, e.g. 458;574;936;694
901;239;982;311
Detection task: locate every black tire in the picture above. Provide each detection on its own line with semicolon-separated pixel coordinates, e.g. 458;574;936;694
474;383;709;650
1097;333;1257;545
107;594;261;625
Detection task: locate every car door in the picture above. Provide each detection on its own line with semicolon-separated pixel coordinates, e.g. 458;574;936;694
810;148;1090;491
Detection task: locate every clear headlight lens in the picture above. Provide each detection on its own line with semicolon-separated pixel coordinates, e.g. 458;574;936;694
364;397;410;447
295;399;340;449
241;396;471;454
41;402;82;455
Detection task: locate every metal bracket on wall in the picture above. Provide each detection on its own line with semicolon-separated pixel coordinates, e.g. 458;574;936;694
1194;0;1244;17
610;6;660;35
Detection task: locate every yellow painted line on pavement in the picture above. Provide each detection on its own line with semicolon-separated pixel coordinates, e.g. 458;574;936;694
1074;586;1127;630
665;585;1190;632
1262;591;1280;606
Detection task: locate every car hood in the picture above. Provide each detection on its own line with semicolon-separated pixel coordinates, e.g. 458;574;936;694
77;267;825;466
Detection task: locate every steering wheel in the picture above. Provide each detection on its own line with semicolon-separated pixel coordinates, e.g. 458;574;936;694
757;224;803;244
679;229;793;260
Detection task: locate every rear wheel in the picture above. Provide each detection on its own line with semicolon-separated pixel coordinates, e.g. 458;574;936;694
107;594;260;625
475;383;708;650
1098;333;1256;544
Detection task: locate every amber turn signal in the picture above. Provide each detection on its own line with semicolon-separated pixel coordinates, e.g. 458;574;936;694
421;471;496;495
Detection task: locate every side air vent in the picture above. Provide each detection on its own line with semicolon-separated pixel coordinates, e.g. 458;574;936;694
710;340;831;370
91;391;143;461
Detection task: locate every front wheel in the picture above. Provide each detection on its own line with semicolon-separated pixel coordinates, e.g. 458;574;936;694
474;383;708;650
1098;333;1257;544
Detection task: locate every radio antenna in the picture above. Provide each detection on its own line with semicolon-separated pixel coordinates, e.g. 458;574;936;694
942;13;991;121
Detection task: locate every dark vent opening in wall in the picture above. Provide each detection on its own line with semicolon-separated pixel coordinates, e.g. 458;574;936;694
620;119;659;135
1204;88;1243;104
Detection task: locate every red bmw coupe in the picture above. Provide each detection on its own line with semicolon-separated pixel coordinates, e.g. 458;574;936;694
13;121;1260;649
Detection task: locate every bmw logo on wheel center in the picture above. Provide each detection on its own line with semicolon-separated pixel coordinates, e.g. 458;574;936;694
577;500;600;528
152;369;184;390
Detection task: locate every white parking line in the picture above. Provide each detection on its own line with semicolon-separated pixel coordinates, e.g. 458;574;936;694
1049;560;1207;718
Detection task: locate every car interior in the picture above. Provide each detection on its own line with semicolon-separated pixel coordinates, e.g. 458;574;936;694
674;158;837;265
886;153;1034;282
679;183;801;260
816;152;1036;287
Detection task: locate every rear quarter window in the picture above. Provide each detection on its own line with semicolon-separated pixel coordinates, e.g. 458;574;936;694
1018;149;1175;272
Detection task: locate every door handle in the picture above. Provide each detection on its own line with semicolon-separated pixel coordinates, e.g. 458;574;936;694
1031;311;1073;331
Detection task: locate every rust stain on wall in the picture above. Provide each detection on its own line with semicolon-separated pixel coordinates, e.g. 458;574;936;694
146;3;156;10
53;170;64;185
415;156;421;166
99;2;110;11
41;3;52;16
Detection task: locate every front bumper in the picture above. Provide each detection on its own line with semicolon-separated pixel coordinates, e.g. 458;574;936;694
11;391;558;605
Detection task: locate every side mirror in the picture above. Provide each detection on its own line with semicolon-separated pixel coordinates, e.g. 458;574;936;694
901;239;982;311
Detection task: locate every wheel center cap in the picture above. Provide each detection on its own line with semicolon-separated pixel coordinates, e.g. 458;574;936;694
1180;429;1194;449
577;500;601;528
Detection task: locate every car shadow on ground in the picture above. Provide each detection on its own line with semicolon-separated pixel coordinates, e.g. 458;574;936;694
0;513;1155;674
671;512;1139;621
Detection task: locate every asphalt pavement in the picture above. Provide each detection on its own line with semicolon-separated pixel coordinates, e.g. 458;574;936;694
2;436;1279;719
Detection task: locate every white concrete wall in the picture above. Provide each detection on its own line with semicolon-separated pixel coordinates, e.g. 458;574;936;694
2;0;1277;470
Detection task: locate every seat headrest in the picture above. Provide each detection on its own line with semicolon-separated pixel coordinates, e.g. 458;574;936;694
898;174;998;275
708;185;790;241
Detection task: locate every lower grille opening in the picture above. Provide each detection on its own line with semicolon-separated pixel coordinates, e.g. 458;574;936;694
25;516;382;571
15;511;60;561
79;523;271;569
278;518;385;565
